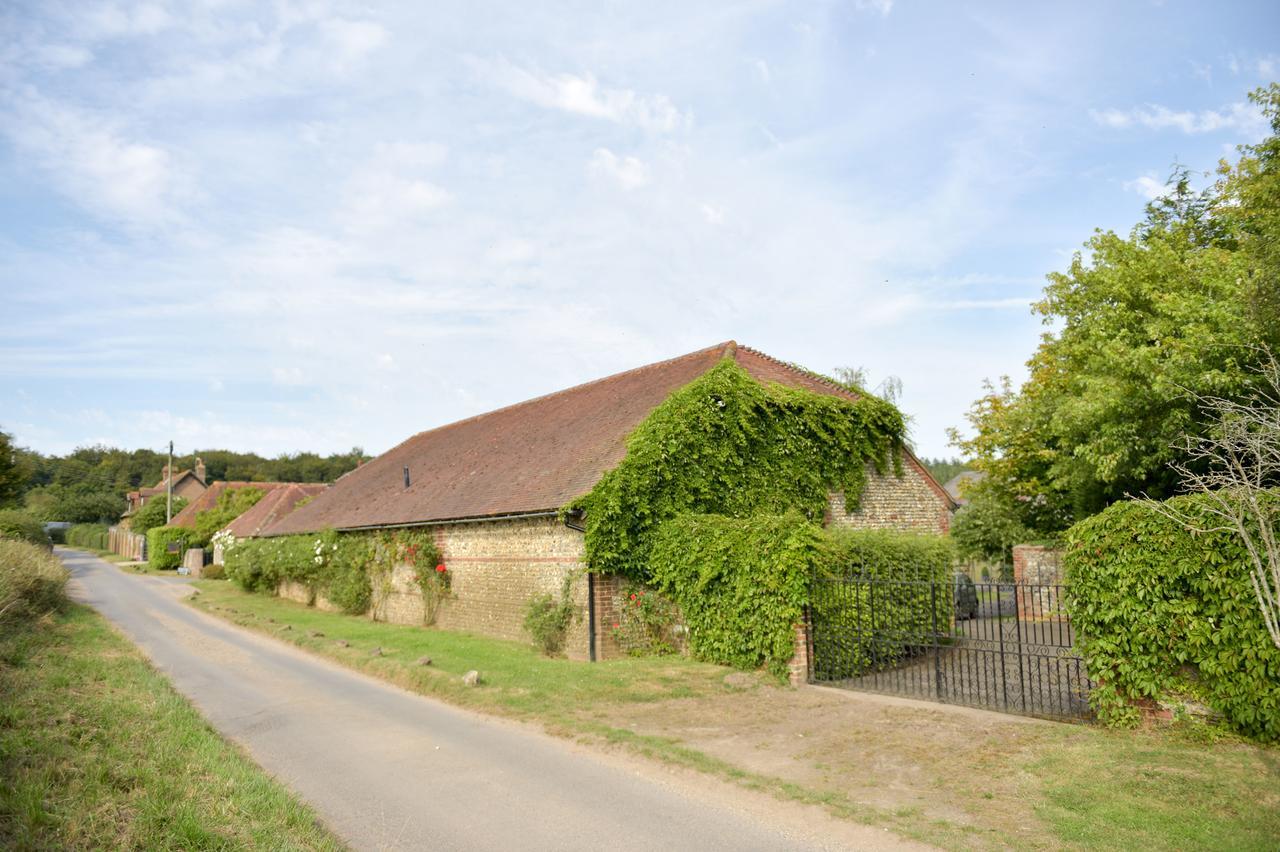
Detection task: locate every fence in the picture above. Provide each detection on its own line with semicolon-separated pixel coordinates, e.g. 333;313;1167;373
108;526;147;561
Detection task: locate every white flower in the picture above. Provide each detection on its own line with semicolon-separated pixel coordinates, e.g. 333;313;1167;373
314;555;323;565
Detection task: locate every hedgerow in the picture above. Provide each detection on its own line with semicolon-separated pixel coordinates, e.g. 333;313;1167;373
649;513;821;678
810;529;956;680
0;538;67;632
0;511;50;549
66;523;109;550
146;526;196;570
1065;495;1280;740
569;359;904;581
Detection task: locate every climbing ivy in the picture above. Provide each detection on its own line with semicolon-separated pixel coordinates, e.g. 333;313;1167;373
570;358;905;581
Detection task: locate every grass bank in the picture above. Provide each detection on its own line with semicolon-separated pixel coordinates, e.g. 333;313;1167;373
0;541;344;850
188;579;1280;851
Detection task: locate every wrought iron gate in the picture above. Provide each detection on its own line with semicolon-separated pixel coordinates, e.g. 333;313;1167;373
808;574;1093;719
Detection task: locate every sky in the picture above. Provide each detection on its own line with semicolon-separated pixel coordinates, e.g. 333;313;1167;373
1;1;1277;462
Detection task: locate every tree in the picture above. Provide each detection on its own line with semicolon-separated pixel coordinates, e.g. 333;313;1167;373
950;484;1033;568
1142;348;1280;649
0;429;29;508
130;495;188;535
952;85;1280;530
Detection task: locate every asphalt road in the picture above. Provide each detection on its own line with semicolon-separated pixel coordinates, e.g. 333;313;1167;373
59;549;926;852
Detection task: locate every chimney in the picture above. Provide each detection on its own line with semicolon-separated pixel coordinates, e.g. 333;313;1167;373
195;457;207;484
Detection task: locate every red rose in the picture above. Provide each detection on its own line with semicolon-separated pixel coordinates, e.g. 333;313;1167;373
613;623;620;629
629;593;637;601
436;564;447;573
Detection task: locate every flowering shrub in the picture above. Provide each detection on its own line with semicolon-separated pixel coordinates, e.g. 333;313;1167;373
612;584;682;656
210;529;237;555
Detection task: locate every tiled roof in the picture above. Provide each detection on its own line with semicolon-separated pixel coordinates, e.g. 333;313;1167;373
263;341;943;535
221;483;329;538
169;481;298;529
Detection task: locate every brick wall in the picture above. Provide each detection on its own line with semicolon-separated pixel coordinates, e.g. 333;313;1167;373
824;452;952;535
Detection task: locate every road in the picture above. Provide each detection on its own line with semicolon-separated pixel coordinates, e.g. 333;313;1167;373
59;549;926;852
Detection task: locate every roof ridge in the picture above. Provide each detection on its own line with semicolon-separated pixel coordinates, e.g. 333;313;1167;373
373;341;738;458
735;345;860;401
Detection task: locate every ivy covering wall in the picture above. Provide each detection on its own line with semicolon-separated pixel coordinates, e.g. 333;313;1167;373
570;359;905;581
1066;495;1280;741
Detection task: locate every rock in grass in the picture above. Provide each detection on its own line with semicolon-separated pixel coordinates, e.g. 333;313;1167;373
370;647;383;657
462;670;480;687
416;656;433;667
309;630;325;638
335;639;350;648
280;624;292;631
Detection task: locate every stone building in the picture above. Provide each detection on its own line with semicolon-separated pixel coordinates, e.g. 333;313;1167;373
262;341;956;660
122;460;209;526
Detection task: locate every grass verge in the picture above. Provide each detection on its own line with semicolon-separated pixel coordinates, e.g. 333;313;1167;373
0;604;344;850
187;579;1280;851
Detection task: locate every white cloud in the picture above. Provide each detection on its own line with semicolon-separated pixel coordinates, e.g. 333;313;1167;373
341;143;453;231
1;93;187;229
587;148;650;190
1090;100;1265;135
1260;56;1277;77
479;58;690;132
319;18;388;68
853;0;895;16
700;203;725;225
1124;174;1169;200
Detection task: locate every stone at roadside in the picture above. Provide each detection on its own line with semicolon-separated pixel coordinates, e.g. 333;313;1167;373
462;670;480;687
280;624;292;631
335;639;350;648
309;630;325;638
416;656;433;667
370;647;383;657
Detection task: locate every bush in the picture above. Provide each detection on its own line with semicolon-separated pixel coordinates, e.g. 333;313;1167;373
523;575;578;656
147;526;196;570
612;582;682;656
649;512;819;678
129;496;187;536
225;530;372;614
1066;495;1280;741
66;524;110;550
810;529;955;680
0;538;67;629
192;487;264;546
0;510;50;549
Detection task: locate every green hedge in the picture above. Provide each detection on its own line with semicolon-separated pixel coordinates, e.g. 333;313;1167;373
810;529;956;680
0;511;50;549
649;512;820;678
66;523;109;551
1066;495;1280;740
147;526;196;570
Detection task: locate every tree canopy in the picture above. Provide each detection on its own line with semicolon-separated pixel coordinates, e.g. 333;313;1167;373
952;84;1280;531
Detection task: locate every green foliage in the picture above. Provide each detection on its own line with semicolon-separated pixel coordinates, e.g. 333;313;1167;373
66;524;109;551
192;486;264;546
611;582;682;656
0;511;50;549
0;538;67;629
224;533;319;593
919;457;972;485
146;526;195;570
953;85;1280;530
649;513;819;678
129;496;187;535
522;574;579;656
572;359;905;581
1065;494;1280;740
811;529;955;679
0;428;29;508
949;483;1033;565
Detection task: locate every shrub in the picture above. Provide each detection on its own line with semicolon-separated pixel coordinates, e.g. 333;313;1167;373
810;529;956;680
224;533;319;593
147;526;196;570
129;496;187;535
0;538;67;629
0;510;50;549
649;512;819;678
523;574;579;656
612;582;682;656
66;523;109;550
192;486;264;546
1066;495;1280;741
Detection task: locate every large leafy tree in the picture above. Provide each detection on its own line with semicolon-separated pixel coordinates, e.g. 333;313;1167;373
953;85;1280;530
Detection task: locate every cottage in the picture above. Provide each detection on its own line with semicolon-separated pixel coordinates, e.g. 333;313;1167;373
261;341;955;660
211;483;327;564
123;459;209;524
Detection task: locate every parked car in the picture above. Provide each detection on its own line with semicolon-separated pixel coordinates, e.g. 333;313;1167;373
954;572;979;620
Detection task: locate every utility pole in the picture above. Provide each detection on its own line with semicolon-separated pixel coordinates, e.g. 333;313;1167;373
166;440;174;523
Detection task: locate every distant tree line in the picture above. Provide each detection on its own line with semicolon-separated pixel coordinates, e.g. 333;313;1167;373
0;430;368;523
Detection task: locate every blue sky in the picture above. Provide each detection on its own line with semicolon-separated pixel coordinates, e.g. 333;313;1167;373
1;1;1277;461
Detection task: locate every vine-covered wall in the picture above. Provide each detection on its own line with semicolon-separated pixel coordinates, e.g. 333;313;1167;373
570;358;906;581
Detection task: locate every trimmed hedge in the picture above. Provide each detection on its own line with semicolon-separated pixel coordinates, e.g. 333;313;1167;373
649;512;821;678
810;529;956;680
0;511;50;549
66;523;109;551
147;526;196;570
1066;495;1280;740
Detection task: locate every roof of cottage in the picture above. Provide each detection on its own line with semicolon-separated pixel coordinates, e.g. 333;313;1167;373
220;483;329;538
263;341;952;535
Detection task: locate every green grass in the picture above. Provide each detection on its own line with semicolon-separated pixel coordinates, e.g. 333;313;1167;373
0;605;344;850
187;579;1280;851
